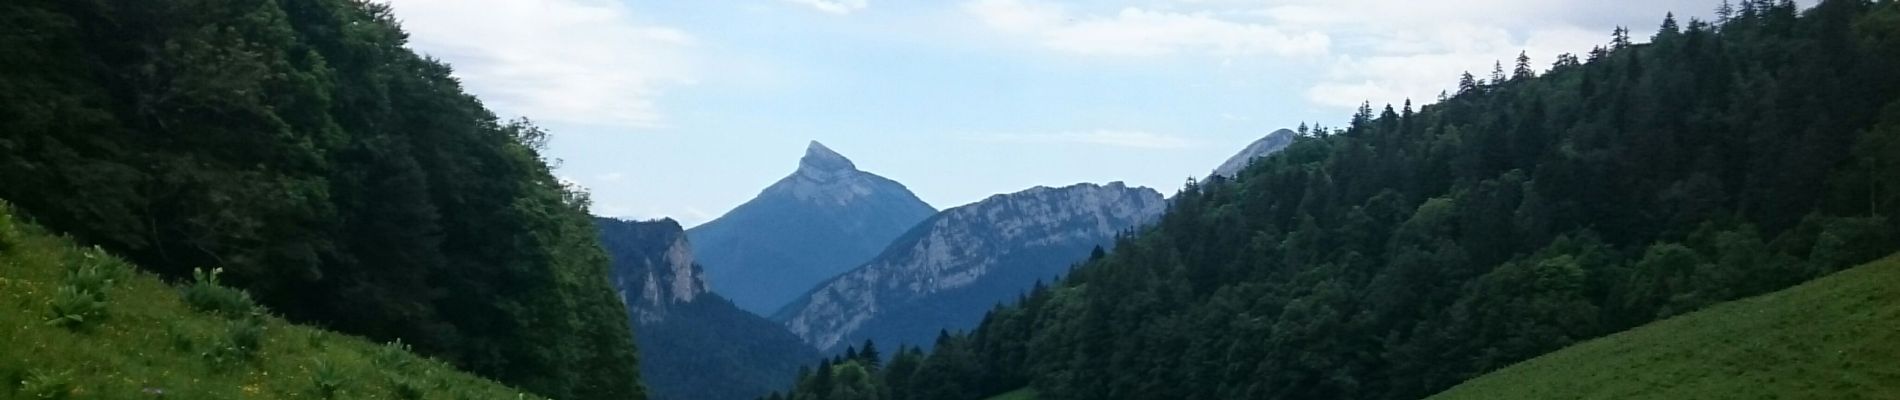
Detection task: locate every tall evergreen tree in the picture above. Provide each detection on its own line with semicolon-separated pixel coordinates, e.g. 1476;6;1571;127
1513;51;1536;80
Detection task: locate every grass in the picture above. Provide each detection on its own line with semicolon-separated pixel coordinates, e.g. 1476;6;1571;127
984;388;1039;400
0;202;544;400
1430;253;1900;400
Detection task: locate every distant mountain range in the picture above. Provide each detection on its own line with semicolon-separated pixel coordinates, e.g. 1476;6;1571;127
596;129;1297;394
687;142;938;316
776;182;1167;351
595;218;818;400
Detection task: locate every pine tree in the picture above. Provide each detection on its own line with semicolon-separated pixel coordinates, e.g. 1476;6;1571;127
1656;12;1683;43
1353;102;1375;130
1513;51;1535;80
1458;71;1480;95
860;340;883;370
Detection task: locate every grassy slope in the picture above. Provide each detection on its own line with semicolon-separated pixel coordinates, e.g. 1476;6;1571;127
0;204;541;400
1431;254;1900;400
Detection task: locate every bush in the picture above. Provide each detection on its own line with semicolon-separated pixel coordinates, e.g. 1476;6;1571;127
389;373;426;400
65;251;122;292
312;360;345;399
182;268;257;317
44;255;119;330
229;315;265;357
19;369;74;400
374;339;415;369
44;285;107;330
204;315;267;369
0;209;16;250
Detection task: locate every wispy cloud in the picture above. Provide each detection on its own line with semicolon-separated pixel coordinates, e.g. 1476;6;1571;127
385;0;697;129
783;0;868;15
962;0;1329;57
971;130;1198;150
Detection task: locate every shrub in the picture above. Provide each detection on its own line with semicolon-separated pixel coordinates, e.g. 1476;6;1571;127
228;315;265;357
44;252;122;330
44;285;107;330
0;209;16;249
303;329;328;351
203;314;267;369
312;360;345;399
65;251;121;293
19;369;74;400
389;373;426;400
182;268;257;317
374;339;415;369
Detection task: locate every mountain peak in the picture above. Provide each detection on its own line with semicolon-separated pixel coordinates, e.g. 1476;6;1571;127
801;141;856;172
1211;128;1300;178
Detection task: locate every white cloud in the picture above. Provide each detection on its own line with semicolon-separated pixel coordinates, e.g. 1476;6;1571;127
385;0;697;129
963;0;1329;57
1248;0;1719;109
973;130;1198;149
783;0;868;15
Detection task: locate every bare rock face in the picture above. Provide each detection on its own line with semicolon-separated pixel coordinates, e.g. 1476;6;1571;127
777;182;1166;351
596;218;707;324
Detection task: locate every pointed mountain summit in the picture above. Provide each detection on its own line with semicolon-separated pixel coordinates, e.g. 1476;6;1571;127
799;140;856;172
1211;128;1299;179
688;141;937;315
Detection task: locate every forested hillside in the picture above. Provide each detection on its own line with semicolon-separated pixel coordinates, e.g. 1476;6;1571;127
771;1;1900;399
0;1;643;398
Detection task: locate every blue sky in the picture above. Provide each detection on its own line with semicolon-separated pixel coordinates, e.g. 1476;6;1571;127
385;0;1730;226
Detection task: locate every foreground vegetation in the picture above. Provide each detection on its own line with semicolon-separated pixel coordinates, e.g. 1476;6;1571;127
1432;253;1900;399
0;203;541;399
0;0;643;397
775;1;1900;399
983;389;1038;400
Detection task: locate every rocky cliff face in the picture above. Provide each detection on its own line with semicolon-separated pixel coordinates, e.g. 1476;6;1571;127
777;182;1166;351
596;218;707;324
1211;128;1299;179
594;217;819;400
688;141;938;315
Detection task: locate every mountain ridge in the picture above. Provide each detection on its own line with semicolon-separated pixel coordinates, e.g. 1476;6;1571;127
776;181;1166;351
1211;128;1299;179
